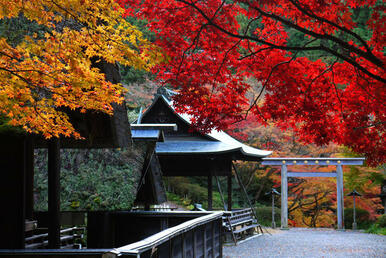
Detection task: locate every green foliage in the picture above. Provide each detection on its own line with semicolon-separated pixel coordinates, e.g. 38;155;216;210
120;65;155;85
0;114;24;136
34;145;145;211
344;208;372;229
120;17;155;84
365;223;386;235
377;214;386;228
254;205;281;227
127;109;140;123
365;214;386;235
0;15;48;46
165;177;226;210
166;192;194;210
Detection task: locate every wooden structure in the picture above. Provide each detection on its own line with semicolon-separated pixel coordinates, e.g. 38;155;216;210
131;124;177;207
0;62;131;249
1;211;223;258
222;208;262;244
140;88;271;210
261;157;365;230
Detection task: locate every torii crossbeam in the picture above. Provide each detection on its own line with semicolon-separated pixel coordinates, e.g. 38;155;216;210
262;157;365;230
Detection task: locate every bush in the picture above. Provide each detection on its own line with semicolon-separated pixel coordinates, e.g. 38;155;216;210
377;214;386;228
366;223;386;235
344;208;372;229
34;145;145;211
254;205;281;227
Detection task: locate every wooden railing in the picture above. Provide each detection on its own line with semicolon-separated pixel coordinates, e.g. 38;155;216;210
109;211;223;257
25;227;84;249
0;211;223;258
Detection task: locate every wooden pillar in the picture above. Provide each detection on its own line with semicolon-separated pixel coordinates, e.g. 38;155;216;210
48;138;61;248
203;224;207;258
272;192;276;229
336;164;344;230
353;195;357;230
227;175;232;211
0;136;26;248
25;138;34;219
207;175;213;211
281;163;288;229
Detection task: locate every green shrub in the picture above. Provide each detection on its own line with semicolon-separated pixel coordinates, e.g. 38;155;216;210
34;145;145;211
344;208;372;229
254;205;281;226
366;223;386;235
377;214;386;227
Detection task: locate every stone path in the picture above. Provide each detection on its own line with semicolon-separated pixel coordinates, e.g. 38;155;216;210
223;228;386;258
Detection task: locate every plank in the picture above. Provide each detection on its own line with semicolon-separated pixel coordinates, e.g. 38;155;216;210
233;224;258;234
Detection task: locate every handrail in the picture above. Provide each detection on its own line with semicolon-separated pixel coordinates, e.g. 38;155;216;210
109;211;223;256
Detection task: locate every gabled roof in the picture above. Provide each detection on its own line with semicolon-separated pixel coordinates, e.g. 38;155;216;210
142;90;272;160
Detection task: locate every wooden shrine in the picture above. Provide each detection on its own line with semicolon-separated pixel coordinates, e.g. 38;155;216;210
139;88;272;210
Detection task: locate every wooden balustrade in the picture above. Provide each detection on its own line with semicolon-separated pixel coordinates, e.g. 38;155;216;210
0;211;223;258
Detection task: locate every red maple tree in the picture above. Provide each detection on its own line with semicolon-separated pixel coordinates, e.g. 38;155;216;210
118;0;385;166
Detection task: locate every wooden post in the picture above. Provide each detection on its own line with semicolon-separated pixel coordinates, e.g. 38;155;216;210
0;136;27;248
281;163;288;229
203;225;207;258
48;138;61;248
25;138;34;219
211;221;215;258
182;232;185;258
227;175;232;211
353;195;357;230
336;164;344;230
272;193;276;229
192;229;196;258
208;175;213;211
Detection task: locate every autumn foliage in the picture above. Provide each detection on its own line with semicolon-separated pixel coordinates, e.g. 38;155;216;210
120;0;385;166
0;0;163;138
230;119;383;228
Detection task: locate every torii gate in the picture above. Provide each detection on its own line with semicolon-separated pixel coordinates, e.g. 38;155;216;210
262;157;365;230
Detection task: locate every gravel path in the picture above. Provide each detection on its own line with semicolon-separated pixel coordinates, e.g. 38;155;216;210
223;228;386;258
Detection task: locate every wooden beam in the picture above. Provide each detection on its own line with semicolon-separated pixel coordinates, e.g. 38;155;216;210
48;138;61;249
227;176;232;211
262;157;365;166
281;164;288;229
287;172;337;177
130;123;177;131
207;175;213;211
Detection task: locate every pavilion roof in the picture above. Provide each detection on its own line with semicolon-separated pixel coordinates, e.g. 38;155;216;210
142;91;271;160
130;124;177;142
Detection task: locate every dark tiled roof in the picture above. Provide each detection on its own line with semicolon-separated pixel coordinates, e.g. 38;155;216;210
142;93;272;160
131;129;163;141
156;141;240;155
